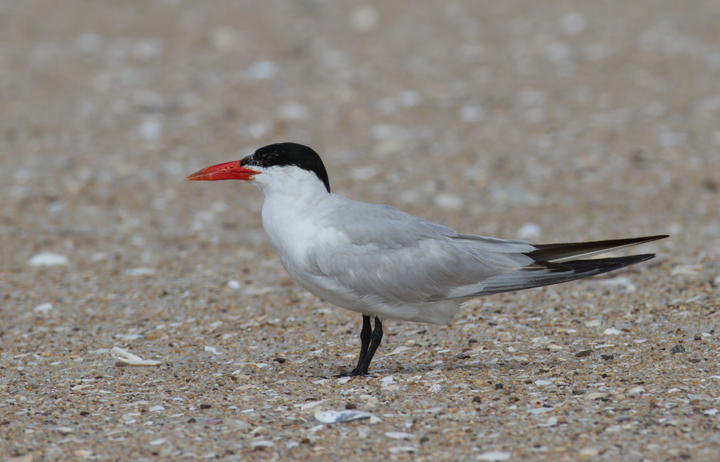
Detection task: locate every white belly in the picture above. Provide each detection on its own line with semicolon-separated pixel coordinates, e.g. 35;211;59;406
260;194;460;324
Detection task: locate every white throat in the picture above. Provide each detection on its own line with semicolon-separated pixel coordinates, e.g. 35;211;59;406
251;165;332;259
252;165;329;207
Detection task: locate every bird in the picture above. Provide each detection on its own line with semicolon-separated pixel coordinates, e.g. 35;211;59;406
186;142;667;376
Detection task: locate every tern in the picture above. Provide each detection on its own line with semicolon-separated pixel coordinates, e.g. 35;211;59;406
187;142;667;376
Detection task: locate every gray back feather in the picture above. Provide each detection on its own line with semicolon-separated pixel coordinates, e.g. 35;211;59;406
306;197;537;305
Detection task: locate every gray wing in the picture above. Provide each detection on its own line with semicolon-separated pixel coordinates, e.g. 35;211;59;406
306;198;665;306
307;198;537;305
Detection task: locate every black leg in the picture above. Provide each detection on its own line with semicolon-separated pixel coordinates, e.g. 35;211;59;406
352;315;372;373
363;316;383;370
350;316;383;376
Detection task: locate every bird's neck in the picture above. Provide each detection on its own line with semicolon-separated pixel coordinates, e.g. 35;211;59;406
255;177;330;212
255;172;330;244
253;167;330;205
259;188;331;265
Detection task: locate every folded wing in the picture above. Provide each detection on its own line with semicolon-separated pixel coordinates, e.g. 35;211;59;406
309;198;667;306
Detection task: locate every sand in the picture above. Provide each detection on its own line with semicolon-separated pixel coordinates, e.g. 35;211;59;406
1;1;719;460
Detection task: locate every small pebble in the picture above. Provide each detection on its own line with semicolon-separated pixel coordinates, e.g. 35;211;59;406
519;90;547;107
231;420;251;429
603;328;622;335
126;267;156;276
460;105;486;123
133;39;162;61
385;432;414;440
362;396;379;410
627;386;645;396
434;193;465;211
671;265;703;277
247;61;277;80
28;252;68;267
110;347;161;366
517;223;542;240
33;303;53;313
350;6;378;32
477;450;511;461
350;166;381;181
279;103;308;121
313;409;374;424
138;115;164;141
528;407;552;415
388;345;413;355
371;124;408;155
597;276;636;293
76;32;102;54
211;27;238;50
248;123;268;139
251;440;275;450
561;12;586;35
398;91;421;107
538;416;559;427
659;132;687;146
388;446;416;454
670;344;686;354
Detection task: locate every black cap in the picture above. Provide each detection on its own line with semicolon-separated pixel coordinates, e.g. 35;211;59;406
241;143;330;193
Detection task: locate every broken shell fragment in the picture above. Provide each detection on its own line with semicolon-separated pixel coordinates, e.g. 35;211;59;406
313;409;377;424
111;347;162;366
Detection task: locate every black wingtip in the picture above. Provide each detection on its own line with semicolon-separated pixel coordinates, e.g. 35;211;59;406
561;253;657;276
527;235;668;263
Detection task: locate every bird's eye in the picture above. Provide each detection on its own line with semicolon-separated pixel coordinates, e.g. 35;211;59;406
264;153;277;165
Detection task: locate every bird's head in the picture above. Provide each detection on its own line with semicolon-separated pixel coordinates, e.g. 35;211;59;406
186;142;331;194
